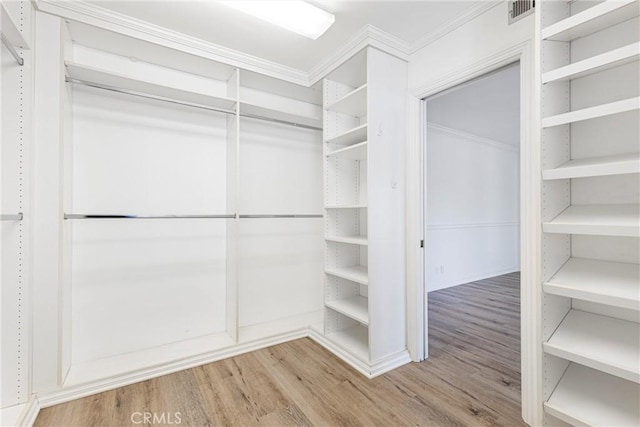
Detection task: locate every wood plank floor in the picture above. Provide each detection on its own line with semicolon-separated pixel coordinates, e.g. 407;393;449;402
35;272;523;427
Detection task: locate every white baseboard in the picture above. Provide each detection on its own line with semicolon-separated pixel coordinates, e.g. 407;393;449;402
0;397;40;427
308;329;412;378
28;324;411;422
19;398;40;427
37;328;308;409
428;266;520;292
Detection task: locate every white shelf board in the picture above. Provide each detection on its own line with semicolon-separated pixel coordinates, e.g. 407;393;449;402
324;204;367;209
542;97;640;128
325;123;368;146
326;141;367;160
543;204;640;237
65;62;237;111
542;42;640;83
542;0;640;42
543;153;640;180
544;309;640;383
544;258;640;310
325;235;369;246
545;363;640;426
325;266;369;285
326;296;369;325
241;101;322;129
325;325;369;363
325;84;367;117
1;3;28;49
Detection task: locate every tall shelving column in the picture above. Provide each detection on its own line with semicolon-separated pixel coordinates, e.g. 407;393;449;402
321;47;409;377
538;1;640;425
323;50;370;364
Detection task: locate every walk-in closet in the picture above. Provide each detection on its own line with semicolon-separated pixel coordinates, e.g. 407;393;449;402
1;1;639;426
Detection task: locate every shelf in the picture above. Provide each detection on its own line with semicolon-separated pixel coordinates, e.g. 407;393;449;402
544;258;640;310
325;84;367;117
325;204;367;209
241;101;322;129
1;3;28;50
325;266;368;285
325;235;368;246
326;141;367;160
543;153;640;180
325;325;369;362
544;309;639;383
542;42;640;83
325;123;368;146
65;62;237;111
544;363;640;426
543;204;640;237
326;296;369;325
542;97;640;128
542;0;640;42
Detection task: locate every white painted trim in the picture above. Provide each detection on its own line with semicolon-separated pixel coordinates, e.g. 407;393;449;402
36;328;308;408
34;1;414;87
18;398;40;427
406;40;541;426
426;122;520;153
0;397;40;427
410;42;532;98
427;221;520;230
308;25;410;85
308;329;412;378
34;1;503;88
35;0;309;85
428;267;521;293
405;95;425;362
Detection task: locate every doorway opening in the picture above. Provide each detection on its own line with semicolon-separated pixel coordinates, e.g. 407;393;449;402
422;62;523;423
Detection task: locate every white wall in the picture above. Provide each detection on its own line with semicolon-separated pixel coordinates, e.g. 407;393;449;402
425;65;520;292
408;2;534;89
71;85;230;362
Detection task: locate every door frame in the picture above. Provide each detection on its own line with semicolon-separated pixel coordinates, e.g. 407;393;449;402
405;40;541;426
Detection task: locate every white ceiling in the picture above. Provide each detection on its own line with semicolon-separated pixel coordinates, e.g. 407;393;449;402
87;0;483;71
427;64;521;146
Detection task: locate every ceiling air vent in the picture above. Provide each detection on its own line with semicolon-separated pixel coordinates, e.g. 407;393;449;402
509;0;535;24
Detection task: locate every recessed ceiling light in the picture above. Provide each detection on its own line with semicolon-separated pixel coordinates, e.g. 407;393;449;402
219;1;335;40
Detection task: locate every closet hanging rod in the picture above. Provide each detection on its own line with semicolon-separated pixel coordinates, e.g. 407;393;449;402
1;33;24;66
0;213;23;221
239;214;323;219
240;113;322;131
64;214;235;220
65;77;236;116
65;78;323;131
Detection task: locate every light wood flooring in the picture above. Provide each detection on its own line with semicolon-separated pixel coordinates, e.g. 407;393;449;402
35;272;524;426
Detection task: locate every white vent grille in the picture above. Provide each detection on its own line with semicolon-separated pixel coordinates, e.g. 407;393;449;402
509;0;535;24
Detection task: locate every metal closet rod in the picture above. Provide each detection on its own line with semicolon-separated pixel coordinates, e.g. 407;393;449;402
65;78;323;131
64;214;235;220
64;214;323;220
239;214;323;219
0;213;23;221
1;33;24;66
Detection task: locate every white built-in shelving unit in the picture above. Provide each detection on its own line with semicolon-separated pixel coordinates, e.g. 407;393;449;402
320;48;409;377
48;18;325;390
539;0;640;425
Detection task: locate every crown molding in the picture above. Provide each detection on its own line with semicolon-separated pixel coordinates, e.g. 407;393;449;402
34;0;499;88
35;0;310;85
410;1;502;54
308;24;411;85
